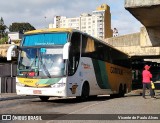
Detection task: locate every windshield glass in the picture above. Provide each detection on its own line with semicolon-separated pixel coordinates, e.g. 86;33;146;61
18;47;66;78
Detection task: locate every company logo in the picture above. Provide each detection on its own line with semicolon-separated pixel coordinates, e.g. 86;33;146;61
70;85;78;94
81;62;91;69
2;115;11;120
110;67;123;75
24;80;33;83
35;82;39;87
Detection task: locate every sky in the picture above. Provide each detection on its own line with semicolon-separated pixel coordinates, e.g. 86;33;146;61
0;0;142;35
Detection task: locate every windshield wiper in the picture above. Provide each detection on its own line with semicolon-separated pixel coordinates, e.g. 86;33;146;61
24;51;38;78
39;53;51;78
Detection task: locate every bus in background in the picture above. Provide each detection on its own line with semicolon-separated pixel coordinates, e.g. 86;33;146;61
132;61;160;91
7;28;132;101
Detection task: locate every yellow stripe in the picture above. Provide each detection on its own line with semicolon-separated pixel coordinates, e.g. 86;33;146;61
17;78;48;87
25;28;73;35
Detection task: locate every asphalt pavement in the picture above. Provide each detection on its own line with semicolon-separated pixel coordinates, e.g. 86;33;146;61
1;89;160;101
0;93;38;101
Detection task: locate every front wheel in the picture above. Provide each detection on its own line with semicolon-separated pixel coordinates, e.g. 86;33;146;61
39;96;50;101
89;95;97;100
76;82;90;101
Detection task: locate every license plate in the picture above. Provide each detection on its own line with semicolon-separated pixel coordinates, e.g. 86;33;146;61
33;90;42;94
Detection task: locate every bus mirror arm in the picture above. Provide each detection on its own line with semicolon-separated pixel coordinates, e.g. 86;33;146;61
7;45;18;61
63;42;70;59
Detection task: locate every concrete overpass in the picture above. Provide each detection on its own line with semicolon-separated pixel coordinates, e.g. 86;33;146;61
125;0;160;27
104;0;160;63
105;27;160;57
105;27;160;62
125;0;160;47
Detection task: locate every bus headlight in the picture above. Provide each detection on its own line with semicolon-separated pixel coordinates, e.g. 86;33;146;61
51;84;56;88
16;82;25;87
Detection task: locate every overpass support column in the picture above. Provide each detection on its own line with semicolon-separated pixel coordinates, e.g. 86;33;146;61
140;27;160;47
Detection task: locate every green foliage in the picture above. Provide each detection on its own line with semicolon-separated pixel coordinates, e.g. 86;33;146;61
9;22;36;33
12;39;21;44
0;37;21;44
0;24;6;32
0;17;4;25
0;37;7;44
0;17;7;38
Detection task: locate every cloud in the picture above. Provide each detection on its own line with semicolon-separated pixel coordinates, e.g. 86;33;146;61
0;0;141;35
111;8;142;35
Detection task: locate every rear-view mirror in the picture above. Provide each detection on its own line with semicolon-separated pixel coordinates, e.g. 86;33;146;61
7;45;18;61
63;42;70;59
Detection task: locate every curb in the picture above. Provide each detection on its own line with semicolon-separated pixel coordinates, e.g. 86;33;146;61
0;93;38;101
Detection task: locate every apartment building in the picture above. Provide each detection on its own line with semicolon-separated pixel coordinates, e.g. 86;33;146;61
49;4;113;39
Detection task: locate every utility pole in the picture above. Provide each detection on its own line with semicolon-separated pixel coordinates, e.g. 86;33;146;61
44;16;47;28
0;30;2;39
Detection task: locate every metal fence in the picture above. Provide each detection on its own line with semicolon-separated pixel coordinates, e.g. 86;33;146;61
0;63;17;93
0;77;16;93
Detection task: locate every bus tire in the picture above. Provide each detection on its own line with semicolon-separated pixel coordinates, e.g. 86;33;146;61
118;84;124;97
124;84;127;94
110;94;119;98
77;82;90;101
39;96;50;101
89;95;97;100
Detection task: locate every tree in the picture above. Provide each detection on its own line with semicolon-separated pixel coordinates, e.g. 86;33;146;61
0;17;4;25
0;17;7;38
9;22;36;33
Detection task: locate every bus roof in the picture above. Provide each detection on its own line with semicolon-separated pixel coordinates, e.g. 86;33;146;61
24;28;130;57
24;28;74;35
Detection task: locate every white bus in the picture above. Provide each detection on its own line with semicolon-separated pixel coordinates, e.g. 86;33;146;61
7;28;132;101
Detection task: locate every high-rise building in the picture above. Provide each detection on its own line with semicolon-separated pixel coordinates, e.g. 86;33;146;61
49;4;113;39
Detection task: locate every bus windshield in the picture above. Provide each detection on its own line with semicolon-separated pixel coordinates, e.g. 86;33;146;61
18;47;66;78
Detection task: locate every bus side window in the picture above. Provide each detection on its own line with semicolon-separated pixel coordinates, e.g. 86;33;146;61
109;48;130;68
81;35;95;58
108;48;112;63
103;46;110;62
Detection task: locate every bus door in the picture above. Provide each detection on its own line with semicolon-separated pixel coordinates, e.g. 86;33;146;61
67;32;81;96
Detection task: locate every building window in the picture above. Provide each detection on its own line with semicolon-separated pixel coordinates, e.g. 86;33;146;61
70;19;77;22
82;22;86;25
82;18;86;21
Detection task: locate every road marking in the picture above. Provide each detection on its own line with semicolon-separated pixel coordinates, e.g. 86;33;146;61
46;101;106;123
68;101;105;114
